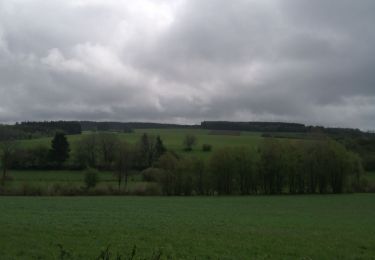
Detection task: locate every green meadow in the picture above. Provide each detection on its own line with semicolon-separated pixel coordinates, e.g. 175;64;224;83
0;195;374;259
19;128;263;160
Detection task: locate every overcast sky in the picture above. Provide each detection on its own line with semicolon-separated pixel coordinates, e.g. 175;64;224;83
0;0;374;129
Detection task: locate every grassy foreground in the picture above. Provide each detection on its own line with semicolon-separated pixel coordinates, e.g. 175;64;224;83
0;195;374;259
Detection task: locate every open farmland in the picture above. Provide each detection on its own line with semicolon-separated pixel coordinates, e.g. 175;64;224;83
19;128;263;160
0;195;374;259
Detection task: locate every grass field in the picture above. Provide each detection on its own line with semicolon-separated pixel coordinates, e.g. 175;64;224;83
0;194;374;259
19;128;263;160
3;170;148;194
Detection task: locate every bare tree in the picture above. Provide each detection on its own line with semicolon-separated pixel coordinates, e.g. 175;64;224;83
183;134;197;151
1;141;16;185
98;133;119;169
75;133;99;168
114;141;133;189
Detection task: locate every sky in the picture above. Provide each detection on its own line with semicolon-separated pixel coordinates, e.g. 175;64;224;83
0;0;374;130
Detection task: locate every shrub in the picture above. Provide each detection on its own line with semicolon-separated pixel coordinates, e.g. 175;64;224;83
351;178;369;192
87;187;112;196
49;183;63;195
131;183;162;196
141;167;163;182
84;168;99;189
202;144;212;152
47;183;83;196
20;183;45;196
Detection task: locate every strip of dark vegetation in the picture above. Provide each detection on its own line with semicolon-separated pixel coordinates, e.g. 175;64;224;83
2;120;374;138
80;121;199;132
201;120;373;136
15;121;82;136
202;121;308;132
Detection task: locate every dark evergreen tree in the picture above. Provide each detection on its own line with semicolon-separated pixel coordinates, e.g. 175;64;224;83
154;135;166;160
50;132;70;167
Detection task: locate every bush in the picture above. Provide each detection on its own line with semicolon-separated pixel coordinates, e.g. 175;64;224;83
131;183;162;196
141;167;164;182
202;144;212;152
20;183;45;196
84;168;99;189
351;178;369;192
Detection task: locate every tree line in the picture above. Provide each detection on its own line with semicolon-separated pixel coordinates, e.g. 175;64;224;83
80;121;198;132
15;121;82;135
200;121;370;136
150;138;363;195
201;121;308;132
0;121;82;141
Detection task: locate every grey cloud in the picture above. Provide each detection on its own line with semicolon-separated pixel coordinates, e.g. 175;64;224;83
0;0;375;129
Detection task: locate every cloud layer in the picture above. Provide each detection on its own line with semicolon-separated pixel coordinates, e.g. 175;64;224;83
1;0;375;129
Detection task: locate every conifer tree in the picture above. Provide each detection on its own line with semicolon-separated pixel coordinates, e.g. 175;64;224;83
50;132;70;167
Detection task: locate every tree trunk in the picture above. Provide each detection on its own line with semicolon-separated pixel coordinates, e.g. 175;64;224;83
1;165;6;186
118;172;122;190
124;170;128;190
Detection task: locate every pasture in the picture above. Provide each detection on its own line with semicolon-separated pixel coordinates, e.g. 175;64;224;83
19;128;263;160
0;195;374;259
2;170;149;195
